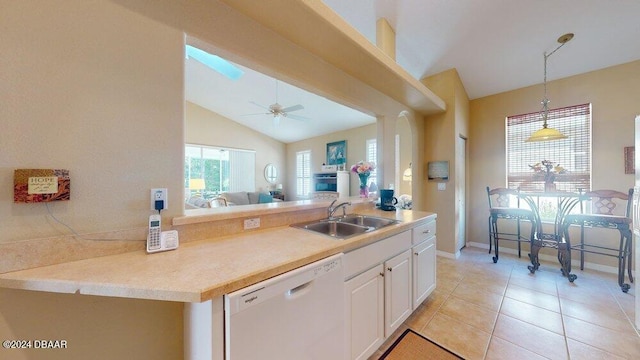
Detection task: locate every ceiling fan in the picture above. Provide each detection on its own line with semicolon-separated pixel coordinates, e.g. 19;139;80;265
243;81;309;125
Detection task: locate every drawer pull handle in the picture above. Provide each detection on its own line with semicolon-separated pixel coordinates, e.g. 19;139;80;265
423;230;431;234
379;272;384;277
414;252;419;256
387;267;392;272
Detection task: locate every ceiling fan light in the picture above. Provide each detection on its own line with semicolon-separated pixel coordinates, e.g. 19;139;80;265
525;126;568;142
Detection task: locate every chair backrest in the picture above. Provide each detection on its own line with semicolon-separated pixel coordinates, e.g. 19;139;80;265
310;191;340;200
583;188;634;217
210;197;228;207
486;187;519;208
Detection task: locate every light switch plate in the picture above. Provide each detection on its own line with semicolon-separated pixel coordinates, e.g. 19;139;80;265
437;183;446;191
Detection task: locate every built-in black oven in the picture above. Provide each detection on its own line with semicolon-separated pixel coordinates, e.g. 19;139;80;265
313;172;338;192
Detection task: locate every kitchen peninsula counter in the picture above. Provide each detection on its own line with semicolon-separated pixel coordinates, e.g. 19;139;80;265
0;208;436;303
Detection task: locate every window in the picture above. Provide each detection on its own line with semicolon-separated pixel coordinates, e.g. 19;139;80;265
185;144;255;197
296;150;311;198
506;104;592;221
366;138;377;186
506;103;591;193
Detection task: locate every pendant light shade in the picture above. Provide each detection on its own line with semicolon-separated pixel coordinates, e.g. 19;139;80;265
525;124;568;142
526;33;573;142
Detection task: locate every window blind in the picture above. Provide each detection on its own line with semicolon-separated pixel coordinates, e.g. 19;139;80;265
506;103;591;192
296;150;311;197
366;138;377;186
185;144;255;195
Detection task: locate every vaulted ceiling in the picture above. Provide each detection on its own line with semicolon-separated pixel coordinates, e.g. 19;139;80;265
186;0;640;143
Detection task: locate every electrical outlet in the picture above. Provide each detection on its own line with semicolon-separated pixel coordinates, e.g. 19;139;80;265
150;188;168;211
244;218;260;230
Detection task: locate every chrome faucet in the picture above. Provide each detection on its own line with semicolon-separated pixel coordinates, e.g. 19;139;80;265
327;199;352;219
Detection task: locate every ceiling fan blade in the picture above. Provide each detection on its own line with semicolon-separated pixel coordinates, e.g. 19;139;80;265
249;101;271;110
241;112;271;116
281;104;304;113
286;114;310;121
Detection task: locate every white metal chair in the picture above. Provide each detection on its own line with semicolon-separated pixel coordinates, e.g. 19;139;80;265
487;187;536;263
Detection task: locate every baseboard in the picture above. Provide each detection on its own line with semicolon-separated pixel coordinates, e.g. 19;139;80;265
436;250;458;260
467;242;636;278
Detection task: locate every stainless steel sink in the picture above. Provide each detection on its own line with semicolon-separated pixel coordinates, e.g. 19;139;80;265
291;214;399;239
301;220;372;238
337;214;399;229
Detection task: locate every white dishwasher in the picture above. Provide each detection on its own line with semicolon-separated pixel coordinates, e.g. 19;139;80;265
224;253;344;360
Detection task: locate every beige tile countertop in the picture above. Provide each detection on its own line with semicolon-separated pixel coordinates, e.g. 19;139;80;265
0;208;435;303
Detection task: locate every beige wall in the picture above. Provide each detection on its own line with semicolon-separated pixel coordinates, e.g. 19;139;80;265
1;1;185;358
185;102;286;193
1;0;185;242
286;124;377;198
422;69;470;255
469;60;640;269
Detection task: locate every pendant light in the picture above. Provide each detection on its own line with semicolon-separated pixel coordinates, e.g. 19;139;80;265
525;33;574;142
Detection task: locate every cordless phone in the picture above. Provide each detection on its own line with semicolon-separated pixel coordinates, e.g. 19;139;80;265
146;214;179;254
146;214;162;253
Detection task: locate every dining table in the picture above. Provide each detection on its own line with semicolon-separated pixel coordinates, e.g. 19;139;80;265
517;191;584;282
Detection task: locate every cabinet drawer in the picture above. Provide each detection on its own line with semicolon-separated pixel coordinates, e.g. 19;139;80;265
412;220;436;245
344;231;412;280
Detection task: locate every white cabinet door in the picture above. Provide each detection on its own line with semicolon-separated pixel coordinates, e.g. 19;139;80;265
412;237;436;309
344;264;384;360
337;171;350;198
384;249;412;337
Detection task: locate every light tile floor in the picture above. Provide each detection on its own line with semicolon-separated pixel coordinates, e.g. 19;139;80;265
371;246;639;359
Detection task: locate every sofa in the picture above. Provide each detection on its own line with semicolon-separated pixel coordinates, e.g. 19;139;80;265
219;191;280;206
185;196;213;209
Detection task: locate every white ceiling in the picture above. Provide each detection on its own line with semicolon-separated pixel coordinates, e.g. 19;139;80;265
185;58;376;144
186;0;640;143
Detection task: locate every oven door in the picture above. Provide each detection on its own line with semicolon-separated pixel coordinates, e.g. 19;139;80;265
315;182;337;192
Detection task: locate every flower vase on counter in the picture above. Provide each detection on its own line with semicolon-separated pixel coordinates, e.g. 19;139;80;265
529;160;566;194
358;173;369;198
351;160;376;199
544;181;556;192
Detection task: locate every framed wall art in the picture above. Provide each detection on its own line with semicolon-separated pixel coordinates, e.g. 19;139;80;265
624;146;634;174
326;140;347;166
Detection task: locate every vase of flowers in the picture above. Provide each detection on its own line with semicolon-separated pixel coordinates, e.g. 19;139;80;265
529;160;566;192
351;160;375;198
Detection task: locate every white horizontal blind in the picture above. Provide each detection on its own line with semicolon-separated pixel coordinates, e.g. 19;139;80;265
506;103;591;192
185;144;255;195
296;150;311;198
366;138;377;186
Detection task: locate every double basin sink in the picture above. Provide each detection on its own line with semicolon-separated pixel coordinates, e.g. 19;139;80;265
291;214;399;239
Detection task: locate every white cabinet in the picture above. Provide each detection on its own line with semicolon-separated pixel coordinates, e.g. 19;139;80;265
344;265;384;360
412;238;436;309
343;231;412;360
343;218;437;360
412;219;437;310
384;249;413;337
337;171;350;198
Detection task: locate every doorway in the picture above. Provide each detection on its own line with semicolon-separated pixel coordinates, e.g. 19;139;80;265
456;135;467;251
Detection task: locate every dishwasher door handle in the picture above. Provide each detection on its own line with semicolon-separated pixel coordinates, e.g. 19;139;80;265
285;280;313;300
